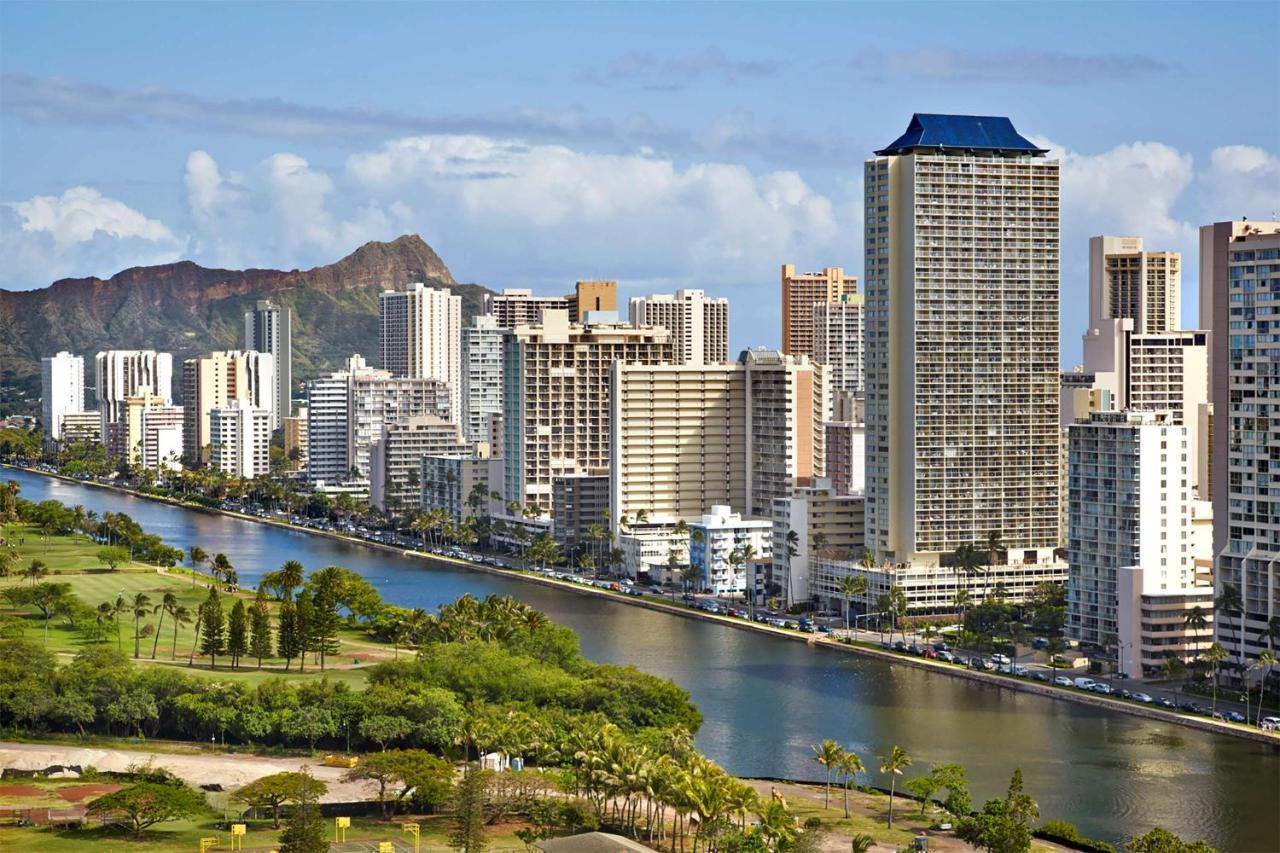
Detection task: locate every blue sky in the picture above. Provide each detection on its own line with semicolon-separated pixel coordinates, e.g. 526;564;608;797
3;1;1277;363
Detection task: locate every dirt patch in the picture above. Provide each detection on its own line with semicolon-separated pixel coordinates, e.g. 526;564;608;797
57;783;122;802
0;783;42;798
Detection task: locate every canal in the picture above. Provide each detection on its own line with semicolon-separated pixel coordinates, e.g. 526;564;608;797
5;467;1277;849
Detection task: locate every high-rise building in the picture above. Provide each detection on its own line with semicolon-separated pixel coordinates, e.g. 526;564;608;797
813;293;865;404
369;415;469;511
461;314;505;447
349;370;452;482
244;299;292;428
95;351;172;455
1066;410;1212;673
609;350;826;529
552;471;612;552
379;282;462;425
305;356;364;484
283;408;308;472
1088;236;1180;333
60;411;101;446
422;454;493;522
120;392;180;467
485;280;618;327
864;114;1062;585
40;351;84;442
1201;219;1280;667
824;420;865;496
781;264;857;358
181;351;275;464
139;406;185;471
209;400;271;479
502;309;672;513
628;289;729;365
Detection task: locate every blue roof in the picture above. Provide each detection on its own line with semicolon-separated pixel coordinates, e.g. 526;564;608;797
875;114;1048;157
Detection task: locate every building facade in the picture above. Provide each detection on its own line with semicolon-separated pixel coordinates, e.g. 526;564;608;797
283;408;308;472
379;282;462;425
503;309;672;513
770;485;866;607
369;415;469;511
244;299;292;428
823;421;865;497
60;411;102;445
209;400;271;479
743;349;826;517
421;454;492;521
1201;220;1280;668
462;314;505;447
305;357;361;484
182;350;275;464
485;281;618;327
628;289;729;366
552;472;611;552
140;406;185;471
1088;236;1180;334
40;351;85;442
781;264;858;358
689;506;773;596
812;294;865;403
349;371;452;483
95;351;172;455
864;114;1062;586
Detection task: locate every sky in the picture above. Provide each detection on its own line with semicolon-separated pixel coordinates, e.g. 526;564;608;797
2;1;1278;364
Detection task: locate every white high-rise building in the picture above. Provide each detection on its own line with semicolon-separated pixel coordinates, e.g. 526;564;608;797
864;114;1062;590
244;299;292;428
40;351;85;442
140;406;185;472
628;289;729;366
379;282;462;425
461;314;504;447
209;400;271;479
182;350;275;464
95;351;172;455
305;357;362;484
1202;220;1280;668
1067;410;1212;673
813;294;865;404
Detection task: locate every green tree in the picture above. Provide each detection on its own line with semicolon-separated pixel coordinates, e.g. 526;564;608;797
450;763;490;853
130;592;152;658
249;589;273;668
226;599;248;669
277;792;327;853
24;558;48;586
231;771;327;829
198;586;225;668
85;781;206;838
277;599;300;670
149;592;178;659
835;749;864;819
97;546;129;570
878;745;912;828
359;714;413;751
309;587;341;671
811;739;843;808
294;589;315;672
957;768;1038;853
1125;827;1216;853
1202;642;1229;714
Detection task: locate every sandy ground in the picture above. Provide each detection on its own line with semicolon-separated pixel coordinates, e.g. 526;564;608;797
0;741;377;803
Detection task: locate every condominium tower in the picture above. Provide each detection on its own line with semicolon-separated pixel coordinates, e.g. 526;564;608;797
40;351;85;442
1201;220;1280;665
503;309;672;512
1088;236;1180;333
181;350;275;464
813;293;866;402
864;114;1061;571
781;264;857;358
244;299;293;428
628;289;729;365
379;282;462;425
209;400;272;479
485;280;618;327
461;314;504;447
95;350;172;455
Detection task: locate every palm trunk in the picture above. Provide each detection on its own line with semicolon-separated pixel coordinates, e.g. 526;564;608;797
151;611;165;659
887;778;896;827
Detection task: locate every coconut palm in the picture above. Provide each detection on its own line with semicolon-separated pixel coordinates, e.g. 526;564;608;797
1202;642;1229;714
1215;584;1246;671
150;591;178;659
839;574;868;632
836;749;864;818
111;594;128;652
171;604;193;660
130;592;152;658
94;601;115;643
1254;650;1277;727
188;545;207;587
878;745;912;828
811;739;843;808
24;559;48;586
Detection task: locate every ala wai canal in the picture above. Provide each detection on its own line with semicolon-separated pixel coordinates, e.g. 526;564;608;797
4;467;1277;850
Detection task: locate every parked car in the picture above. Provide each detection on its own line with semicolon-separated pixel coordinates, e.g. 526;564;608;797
932;641;949;652
1091;683;1114;695
1031;637;1049;650
991;653;1012;666
1223;710;1246;723
1073;677;1097;690
1260;716;1280;731
1131;692;1154;703
1154;697;1175;708
937;650;956;663
1054;676;1074;687
1030;671;1049;682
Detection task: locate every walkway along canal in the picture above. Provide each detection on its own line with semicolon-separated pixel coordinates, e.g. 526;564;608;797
4;467;1277;850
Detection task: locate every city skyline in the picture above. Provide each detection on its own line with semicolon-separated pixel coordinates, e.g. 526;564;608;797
3;2;1277;365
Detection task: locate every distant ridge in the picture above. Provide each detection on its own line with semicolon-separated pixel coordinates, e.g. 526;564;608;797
0;235;493;393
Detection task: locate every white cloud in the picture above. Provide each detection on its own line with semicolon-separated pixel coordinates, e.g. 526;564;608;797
0;187;182;287
10;186;175;248
1200;145;1280;221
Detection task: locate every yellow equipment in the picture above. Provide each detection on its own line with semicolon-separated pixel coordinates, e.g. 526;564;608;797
323;753;360;768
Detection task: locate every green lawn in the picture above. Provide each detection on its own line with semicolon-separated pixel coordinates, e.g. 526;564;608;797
1;522;156;574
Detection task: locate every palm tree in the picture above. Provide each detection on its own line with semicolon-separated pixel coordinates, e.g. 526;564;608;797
188;546;207;587
1184;605;1209;637
94;601;115;643
878;745;912;828
785;529;800;606
985;530;1006;569
835;749;864;818
1215;584;1246;674
952;587;973;627
838;574;868;631
150;592;178;659
951;543;983;603
25;559;48;586
1202;642;1229;714
811;739;843;808
111;594;128;652
210;553;233;589
171;604;193;660
130;592;152;658
1254;650;1277;727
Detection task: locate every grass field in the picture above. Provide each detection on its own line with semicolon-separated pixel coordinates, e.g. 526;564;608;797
0;524;391;685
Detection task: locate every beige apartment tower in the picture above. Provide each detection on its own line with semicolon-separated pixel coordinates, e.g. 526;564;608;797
378;282;462;425
865;114;1061;570
182;350;275;464
1089;236;1180;333
781;264;858;358
485;280;618;327
628;289;729;365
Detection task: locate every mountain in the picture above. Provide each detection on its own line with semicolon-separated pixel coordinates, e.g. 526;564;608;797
0;235;493;396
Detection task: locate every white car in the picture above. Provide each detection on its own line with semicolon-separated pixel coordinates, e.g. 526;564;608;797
1053;676;1073;687
991;653;1012;666
1131;692;1154;704
1261;716;1280;731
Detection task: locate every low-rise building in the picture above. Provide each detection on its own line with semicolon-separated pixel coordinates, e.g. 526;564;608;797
370;415;469;512
553;472;611;553
59;411;102;446
618;519;689;582
770;484;866;607
283;408;308;472
209;401;271;479
689;506;772;596
421;454;493;522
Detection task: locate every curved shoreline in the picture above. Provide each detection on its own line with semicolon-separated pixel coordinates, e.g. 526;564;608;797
6;464;1278;749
